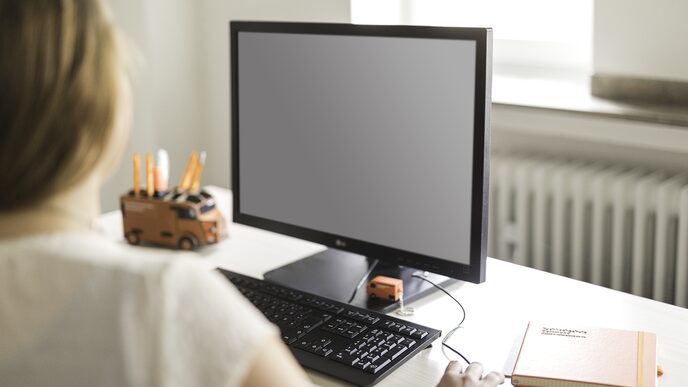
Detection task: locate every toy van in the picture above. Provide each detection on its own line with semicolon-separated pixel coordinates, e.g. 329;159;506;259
367;275;403;302
120;190;227;250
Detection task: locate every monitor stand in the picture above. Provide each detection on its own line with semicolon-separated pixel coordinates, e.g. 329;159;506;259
263;248;458;313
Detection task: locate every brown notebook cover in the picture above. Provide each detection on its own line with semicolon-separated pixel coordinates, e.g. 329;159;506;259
512;322;657;387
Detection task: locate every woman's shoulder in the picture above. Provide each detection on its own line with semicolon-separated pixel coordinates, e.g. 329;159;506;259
0;230;206;286
0;229;271;332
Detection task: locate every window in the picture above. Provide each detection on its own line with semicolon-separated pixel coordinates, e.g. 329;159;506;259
351;0;593;74
200;202;216;214
177;208;197;220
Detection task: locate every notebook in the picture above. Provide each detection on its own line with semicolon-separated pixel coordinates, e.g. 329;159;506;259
511;322;657;387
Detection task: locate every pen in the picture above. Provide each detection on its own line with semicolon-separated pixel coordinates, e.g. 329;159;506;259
190;151;206;193
132;153;141;196
145;153;154;197
179;151;198;192
154;149;169;192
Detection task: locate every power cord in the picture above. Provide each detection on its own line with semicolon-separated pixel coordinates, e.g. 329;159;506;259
411;272;471;365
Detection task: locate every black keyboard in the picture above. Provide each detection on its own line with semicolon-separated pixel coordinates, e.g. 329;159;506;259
218;269;441;386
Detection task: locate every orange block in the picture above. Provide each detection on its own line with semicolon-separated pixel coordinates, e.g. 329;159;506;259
367;275;403;302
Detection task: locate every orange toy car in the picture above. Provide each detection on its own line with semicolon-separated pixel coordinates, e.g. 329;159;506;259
367;275;403;302
121;150;227;250
121;190;226;250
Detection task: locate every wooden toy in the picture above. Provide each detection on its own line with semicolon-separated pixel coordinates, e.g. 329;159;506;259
367;275;403;302
121;150;227;250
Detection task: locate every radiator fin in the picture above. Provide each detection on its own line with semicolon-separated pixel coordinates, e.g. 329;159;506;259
490;155;688;307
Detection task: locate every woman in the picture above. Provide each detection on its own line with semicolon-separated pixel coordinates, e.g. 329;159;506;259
0;1;503;386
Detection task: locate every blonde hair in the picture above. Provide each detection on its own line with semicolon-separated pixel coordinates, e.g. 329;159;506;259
0;0;124;211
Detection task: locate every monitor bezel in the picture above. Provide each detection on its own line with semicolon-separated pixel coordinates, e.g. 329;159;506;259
230;21;491;283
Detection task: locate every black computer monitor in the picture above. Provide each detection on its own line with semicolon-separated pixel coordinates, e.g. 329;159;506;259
230;21;492;312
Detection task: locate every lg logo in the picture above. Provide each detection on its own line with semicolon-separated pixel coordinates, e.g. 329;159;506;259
335;239;347;247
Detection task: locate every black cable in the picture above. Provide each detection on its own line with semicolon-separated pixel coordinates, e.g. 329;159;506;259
347;259;380;303
442;342;471;364
411;273;466;326
411;272;470;365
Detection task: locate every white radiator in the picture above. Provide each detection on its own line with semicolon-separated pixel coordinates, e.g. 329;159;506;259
488;154;688;307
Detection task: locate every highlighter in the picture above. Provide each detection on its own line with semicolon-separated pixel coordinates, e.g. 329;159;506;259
154;149;169;192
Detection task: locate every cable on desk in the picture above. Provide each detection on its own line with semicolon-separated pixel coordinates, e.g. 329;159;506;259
411;272;471;365
347;258;380;303
442;342;471;364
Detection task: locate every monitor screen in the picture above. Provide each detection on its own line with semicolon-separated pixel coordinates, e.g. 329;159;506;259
232;22;491;282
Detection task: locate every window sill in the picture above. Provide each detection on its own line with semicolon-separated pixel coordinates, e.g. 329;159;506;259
492;72;688;128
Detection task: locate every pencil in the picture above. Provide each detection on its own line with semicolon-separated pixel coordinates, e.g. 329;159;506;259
179;151;198;191
132;153;140;196
190;151;206;193
146;153;154;197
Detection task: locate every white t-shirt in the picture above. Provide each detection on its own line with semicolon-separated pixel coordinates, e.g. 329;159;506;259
0;231;278;387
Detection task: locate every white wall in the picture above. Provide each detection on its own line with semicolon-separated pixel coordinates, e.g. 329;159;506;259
593;0;688;81
197;0;352;190
102;0;204;211
100;0;350;211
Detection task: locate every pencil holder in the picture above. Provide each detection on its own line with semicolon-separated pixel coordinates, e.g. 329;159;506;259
120;188;227;250
122;150;226;250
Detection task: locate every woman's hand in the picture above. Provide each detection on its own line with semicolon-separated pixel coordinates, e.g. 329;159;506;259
437;362;505;387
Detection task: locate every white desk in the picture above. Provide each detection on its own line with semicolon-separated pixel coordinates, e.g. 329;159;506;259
100;187;688;386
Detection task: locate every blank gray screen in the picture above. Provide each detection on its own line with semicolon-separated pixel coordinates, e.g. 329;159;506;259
238;32;475;265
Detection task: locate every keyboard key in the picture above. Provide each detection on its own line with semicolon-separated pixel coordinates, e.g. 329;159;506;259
390;334;406;344
284;326;307;339
294;339;312;350
342;329;360;338
380;341;397;351
363;353;380;363
380;320;396;329
294;327;308;337
333;351;359;366
399;338;417;348
368;328;383;336
281;331;299;344
299;317;323;332
314;346;333;357
309;311;333;322
410;329;428;339
363;316;380;324
313;337;332;347
392;323;406;332
401;326;417;336
367;346;388;358
278;315;293;325
384;345;408;360
328;305;345;314
344;340;366;353
344;310;359;319
334;321;354;336
353;348;368;359
322;318;344;332
352;359;371;370
366;357;391;374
